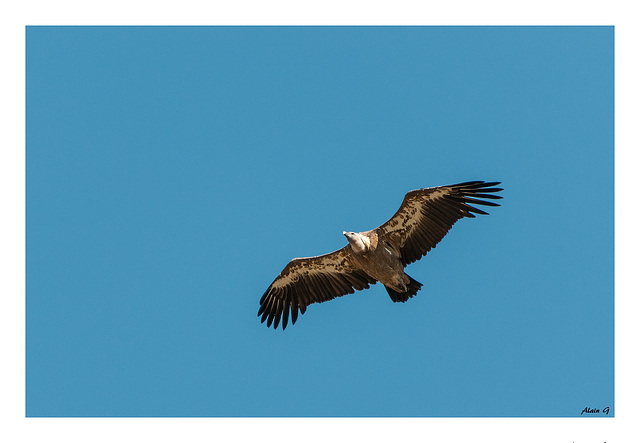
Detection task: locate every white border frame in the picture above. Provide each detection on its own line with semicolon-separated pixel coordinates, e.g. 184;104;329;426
4;2;637;442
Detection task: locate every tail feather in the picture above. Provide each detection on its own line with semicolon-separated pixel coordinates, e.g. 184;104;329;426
385;276;423;303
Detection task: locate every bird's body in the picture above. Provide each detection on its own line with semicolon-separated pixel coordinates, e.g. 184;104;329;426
343;230;411;295
258;181;503;330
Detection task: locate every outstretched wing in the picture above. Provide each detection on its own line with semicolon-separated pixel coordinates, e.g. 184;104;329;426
258;248;377;330
374;181;503;266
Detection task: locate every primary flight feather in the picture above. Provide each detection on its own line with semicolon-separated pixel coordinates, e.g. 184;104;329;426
258;180;503;330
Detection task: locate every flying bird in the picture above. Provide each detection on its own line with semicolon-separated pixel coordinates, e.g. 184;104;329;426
258;181;503;330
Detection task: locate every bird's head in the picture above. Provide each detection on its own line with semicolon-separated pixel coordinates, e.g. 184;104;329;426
343;231;368;254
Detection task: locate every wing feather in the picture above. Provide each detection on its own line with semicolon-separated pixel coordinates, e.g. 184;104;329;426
258;247;377;330
281;300;289;330
375;181;502;266
290;301;299;325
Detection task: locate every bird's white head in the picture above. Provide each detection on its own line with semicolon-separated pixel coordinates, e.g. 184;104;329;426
343;231;369;254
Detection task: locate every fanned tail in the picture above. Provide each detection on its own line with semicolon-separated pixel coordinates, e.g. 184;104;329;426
385;275;423;303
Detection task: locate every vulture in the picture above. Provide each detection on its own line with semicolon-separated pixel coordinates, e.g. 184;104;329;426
258;181;502;330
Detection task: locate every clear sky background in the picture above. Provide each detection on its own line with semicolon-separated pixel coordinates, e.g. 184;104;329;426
26;26;613;417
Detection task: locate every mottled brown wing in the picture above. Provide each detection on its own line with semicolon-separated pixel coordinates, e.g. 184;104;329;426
258;247;377;330
374;181;503;266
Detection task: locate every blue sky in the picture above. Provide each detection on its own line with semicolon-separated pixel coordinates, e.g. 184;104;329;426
26;26;613;417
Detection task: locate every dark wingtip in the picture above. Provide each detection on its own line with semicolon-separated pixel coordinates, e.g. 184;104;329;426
447;180;503;216
453;180;485;187
281;304;289;330
454;180;502;188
